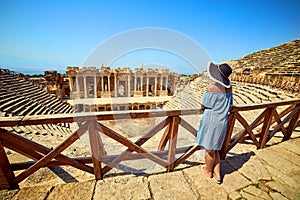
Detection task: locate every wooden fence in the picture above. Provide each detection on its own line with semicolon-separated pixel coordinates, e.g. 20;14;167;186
0;99;299;189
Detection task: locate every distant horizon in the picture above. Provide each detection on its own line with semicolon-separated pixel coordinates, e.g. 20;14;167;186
2;65;198;76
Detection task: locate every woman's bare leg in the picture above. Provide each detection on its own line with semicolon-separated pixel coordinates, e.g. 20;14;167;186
202;150;215;177
213;151;221;180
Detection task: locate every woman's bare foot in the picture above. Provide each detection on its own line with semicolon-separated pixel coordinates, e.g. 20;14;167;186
199;165;212;178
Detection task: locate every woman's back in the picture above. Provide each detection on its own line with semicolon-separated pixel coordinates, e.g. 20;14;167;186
207;83;232;93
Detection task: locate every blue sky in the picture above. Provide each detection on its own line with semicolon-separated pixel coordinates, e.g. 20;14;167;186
0;0;299;74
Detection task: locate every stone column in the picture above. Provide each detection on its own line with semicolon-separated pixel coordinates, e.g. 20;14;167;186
165;76;168;91
101;76;104;92
128;75;131;97
84;75;87;98
146;76;149;96
141;77;143;91
160;76;163;91
173;77;176;96
76;77;80;92
154;76;157;96
69;77;73;92
94;75;97;98
134;76;137;92
114;74;117;97
108;75;111;92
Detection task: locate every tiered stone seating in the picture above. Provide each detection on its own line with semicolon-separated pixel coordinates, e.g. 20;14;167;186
228;39;300;98
163;77;205;110
232;75;300;99
238;83;295;101
228;40;300;73
163;77;299;110
0;69;75;136
0;73;74;117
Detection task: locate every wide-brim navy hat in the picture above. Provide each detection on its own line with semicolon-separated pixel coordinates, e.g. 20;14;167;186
207;62;232;88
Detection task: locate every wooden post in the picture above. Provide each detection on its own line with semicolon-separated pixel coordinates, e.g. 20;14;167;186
88;121;103;180
259;107;275;148
0;139;18;189
167;116;180;172
220;112;236;159
158;117;172;150
283;104;300;141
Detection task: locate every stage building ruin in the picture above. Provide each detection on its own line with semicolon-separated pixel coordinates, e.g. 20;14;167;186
65;66;182;112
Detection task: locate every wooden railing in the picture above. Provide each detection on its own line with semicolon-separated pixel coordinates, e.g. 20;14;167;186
0;99;299;189
221;99;300;158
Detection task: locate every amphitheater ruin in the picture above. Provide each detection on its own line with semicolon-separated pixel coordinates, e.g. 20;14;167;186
0;39;299;190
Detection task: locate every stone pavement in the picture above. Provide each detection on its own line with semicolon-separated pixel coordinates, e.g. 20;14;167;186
1;138;299;200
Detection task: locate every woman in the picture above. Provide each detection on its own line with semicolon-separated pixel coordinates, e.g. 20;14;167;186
196;62;233;184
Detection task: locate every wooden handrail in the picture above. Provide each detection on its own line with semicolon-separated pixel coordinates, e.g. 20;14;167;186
220;99;300;158
0;99;299;189
0;108;202;127
230;99;300;112
1;99;299;127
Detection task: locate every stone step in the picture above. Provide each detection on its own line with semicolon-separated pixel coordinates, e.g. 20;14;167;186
1;138;299;200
